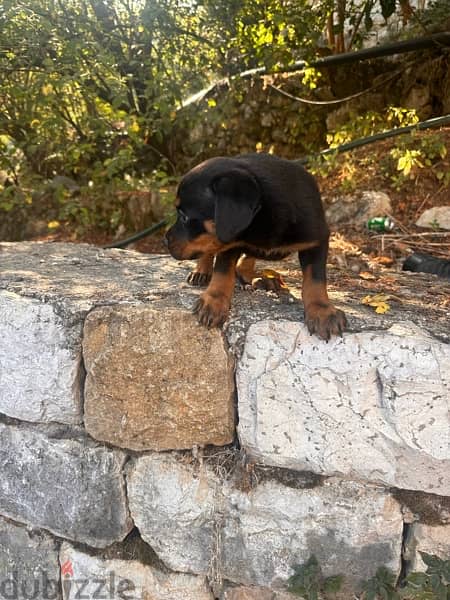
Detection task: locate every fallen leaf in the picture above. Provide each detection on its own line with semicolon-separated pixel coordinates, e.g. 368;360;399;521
260;269;289;289
372;256;394;266
362;294;391;314
375;302;390;314
359;271;376;280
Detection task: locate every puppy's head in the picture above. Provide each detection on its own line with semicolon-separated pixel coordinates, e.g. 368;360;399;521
166;159;261;260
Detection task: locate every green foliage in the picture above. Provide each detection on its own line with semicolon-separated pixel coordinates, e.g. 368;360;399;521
0;0;436;235
361;567;400;600
391;148;424;177
302;67;322;90
327;107;419;148
400;552;450;599
360;554;450;600
286;553;450;600
387;132;448;188
287;555;344;599
0;0;221;184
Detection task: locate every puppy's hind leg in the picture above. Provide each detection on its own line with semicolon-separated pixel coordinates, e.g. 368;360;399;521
187;253;214;287
236;255;257;288
236;255;287;292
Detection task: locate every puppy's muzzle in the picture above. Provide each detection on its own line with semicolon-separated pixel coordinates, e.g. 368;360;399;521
165;227;200;260
165;228;183;260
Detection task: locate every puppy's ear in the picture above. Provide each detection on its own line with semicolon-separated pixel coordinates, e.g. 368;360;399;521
213;169;261;243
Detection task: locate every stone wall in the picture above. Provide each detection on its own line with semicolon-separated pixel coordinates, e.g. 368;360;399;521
0;241;449;600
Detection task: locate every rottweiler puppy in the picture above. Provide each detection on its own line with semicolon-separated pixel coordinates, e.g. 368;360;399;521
165;153;346;340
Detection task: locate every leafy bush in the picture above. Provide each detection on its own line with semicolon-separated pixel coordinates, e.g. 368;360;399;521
287;555;344;599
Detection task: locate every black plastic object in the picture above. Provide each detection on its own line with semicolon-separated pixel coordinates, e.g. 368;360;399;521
402;252;450;280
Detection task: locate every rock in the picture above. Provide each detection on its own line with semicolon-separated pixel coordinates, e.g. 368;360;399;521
237;321;450;495
83;305;234;451
416;206;450;230
0;242;187;311
0;241;186;428
325;190;392;227
393;489;450;525
0;423;132;547
127;453;219;576
59;543;214;600
222;587;295;599
222;478;402;592
405;523;450;572
404;85;432;118
0;517;61;600
0;290;82;424
127;453;403;592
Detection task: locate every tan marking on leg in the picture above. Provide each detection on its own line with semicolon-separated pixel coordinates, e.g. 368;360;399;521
236;255;257;285
203;220;216;235
194;268;236;328
187;254;214;287
302;265;347;340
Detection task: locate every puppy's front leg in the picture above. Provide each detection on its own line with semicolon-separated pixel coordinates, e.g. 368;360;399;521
187;253;214;287
193;249;240;328
299;240;347;340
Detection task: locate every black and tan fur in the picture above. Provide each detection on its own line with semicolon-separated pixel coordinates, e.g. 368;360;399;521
165;153;346;340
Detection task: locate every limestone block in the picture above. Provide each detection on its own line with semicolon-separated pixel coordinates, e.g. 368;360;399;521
59;543;214;600
416;206;450;230
0;517;61;600
127;454;219;575
127;453;403;590
222;587;295;599
0;290;82;424
406;523;450;571
237;321;450;495
0;423;132;547
83;305;234;451
325;190;392;227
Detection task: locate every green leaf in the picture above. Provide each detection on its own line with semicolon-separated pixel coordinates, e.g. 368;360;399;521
420;552;443;570
323;574;344;593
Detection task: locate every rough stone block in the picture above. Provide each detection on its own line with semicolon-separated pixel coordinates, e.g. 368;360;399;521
416;206;450;230
83;305;234;451
325;189;392;228
128;454;218;575
237;321;450;495
0;517;61;600
406;523;450;571
59;543;214;600
127;453;403;591
0;290;82;424
0;423;132;547
222;586;296;599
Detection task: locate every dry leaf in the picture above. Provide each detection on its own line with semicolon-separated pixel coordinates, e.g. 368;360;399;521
372;256;394;266
362;294;391;314
375;302;390;314
359;271;376;280
261;269;288;289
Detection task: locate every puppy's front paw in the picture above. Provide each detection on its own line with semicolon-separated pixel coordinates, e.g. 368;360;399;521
305;303;347;341
193;292;230;328
187;271;211;287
